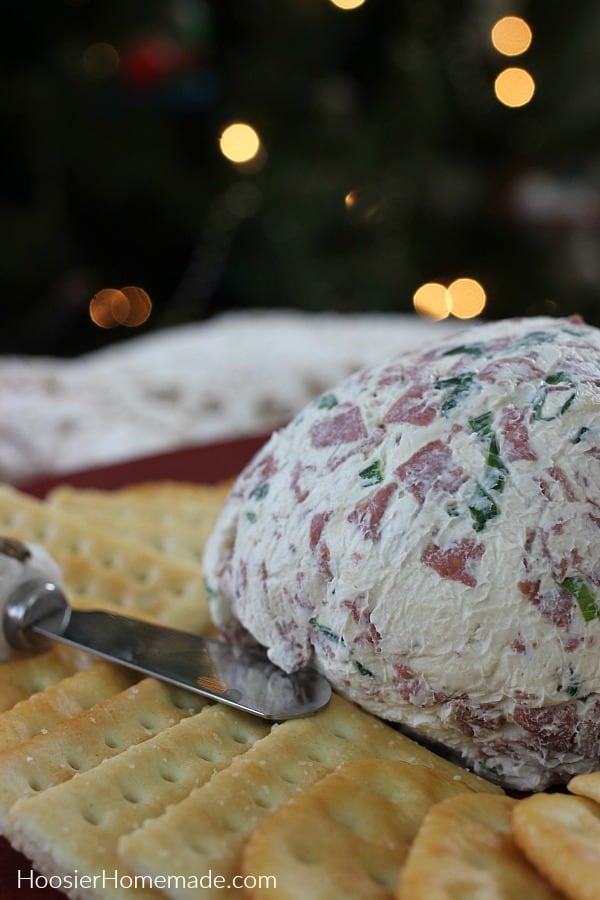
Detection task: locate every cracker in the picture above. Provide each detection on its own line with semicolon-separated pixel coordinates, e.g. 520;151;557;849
47;508;215;568
397;792;561;899
568;770;600;804
0;677;206;832
241;758;472;900
119;692;501;899
7;703;270;900
0;483;210;633
48;480;232;528
512;792;600;900
0;647;81;713
0;662;134;754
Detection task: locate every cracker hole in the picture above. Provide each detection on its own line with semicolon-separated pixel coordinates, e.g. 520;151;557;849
159;768;182;784
222;813;245;834
328;725;354;740
103;734;121;750
305;751;326;763
137;716;159;732
120;787;142;805
229;730;252;745
81;808;102;826
291;843;321;865
278;768;303;786
252;794;273;810
194;746;219;763
367;868;394;889
27;776;45;793
66;756;83;772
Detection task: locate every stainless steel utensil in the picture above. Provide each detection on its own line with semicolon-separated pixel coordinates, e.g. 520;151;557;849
2;552;331;721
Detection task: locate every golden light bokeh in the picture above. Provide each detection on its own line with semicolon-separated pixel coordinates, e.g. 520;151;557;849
120;286;153;326
344;187;385;225
329;0;367;9
89;287;152;329
494;67;535;107
413;278;486;320
219;122;262;164
412;282;451;320
447;277;487;319
491;16;532;56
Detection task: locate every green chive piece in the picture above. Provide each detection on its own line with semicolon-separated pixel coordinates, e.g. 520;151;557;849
442;343;485;357
572;426;589;444
468;482;499;531
309;617;343;644
317;393;339;410
358;460;383;486
434;373;476;414
559;576;599;623
532;372;577;421
249;482;270;501
353;659;375;677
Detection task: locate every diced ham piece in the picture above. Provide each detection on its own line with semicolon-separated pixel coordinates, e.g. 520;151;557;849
383;384;437;425
500;405;537;461
310;405;367;448
396;440;467;504
421;538;485;587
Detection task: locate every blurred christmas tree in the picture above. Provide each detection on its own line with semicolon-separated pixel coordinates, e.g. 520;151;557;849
1;0;600;355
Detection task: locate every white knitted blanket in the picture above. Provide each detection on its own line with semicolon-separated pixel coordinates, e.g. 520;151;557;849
0;310;462;484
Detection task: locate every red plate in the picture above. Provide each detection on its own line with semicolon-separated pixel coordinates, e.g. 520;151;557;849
2;433;269;899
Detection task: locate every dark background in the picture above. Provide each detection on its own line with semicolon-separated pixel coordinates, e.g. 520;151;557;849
2;0;600;357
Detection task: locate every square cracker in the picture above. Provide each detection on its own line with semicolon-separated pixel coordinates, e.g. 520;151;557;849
512;791;600;900
0;662;134;755
241;758;474;900
0;484;210;632
0;677;206;832
47;481;232;569
118;692;501;900
6;703;270;900
397;792;561;899
0;647;81;713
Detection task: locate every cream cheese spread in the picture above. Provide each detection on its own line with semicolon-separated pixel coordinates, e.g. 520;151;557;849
203;316;600;790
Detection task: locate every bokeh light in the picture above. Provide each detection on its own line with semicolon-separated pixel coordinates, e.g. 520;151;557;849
89;287;152;329
329;0;367;9
447;277;486;318
219;123;262;164
119;286;153;326
491;16;532;56
344;187;385;226
412;282;451;320
413;278;486;320
82;42;120;81
494;67;535;107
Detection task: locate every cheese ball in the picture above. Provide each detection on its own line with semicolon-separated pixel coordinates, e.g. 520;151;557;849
203;316;600;790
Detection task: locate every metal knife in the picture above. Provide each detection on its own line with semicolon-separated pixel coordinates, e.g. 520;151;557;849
1;542;331;721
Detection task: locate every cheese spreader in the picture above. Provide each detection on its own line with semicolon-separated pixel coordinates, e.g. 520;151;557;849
0;537;331;720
